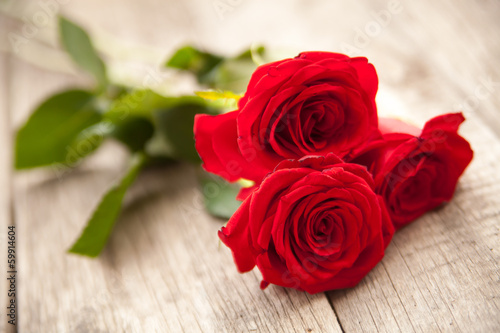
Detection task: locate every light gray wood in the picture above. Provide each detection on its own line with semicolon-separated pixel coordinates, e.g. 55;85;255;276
0;51;16;333
326;1;500;331
3;0;500;332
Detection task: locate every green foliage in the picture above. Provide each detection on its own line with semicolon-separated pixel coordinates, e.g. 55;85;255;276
110;116;155;152
16;18;264;255
199;172;242;219
59;16;108;89
166;45;266;93
212;45;266;92
105;90;216;159
68;152;147;257
15;90;101;169
105;89;170;123
65;122;112;164
210;57;257;93
165;45;223;84
153;99;218;163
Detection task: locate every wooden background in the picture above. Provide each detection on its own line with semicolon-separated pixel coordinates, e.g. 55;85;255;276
1;0;499;332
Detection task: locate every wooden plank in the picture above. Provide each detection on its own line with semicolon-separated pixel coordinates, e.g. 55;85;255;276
327;1;500;331
0;51;16;333
367;0;500;137
11;57;341;332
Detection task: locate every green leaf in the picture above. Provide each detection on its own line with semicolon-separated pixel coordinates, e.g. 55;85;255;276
65;121;113;165
209;45;265;93
154;101;217;163
105;91;218;160
15;90;101;169
211;57;258;93
165;46;223;84
235;44;266;65
110;116;155;152
59;16;108;89
105;89;195;123
199;172;242;219
165;45;268;92
68;152;147;257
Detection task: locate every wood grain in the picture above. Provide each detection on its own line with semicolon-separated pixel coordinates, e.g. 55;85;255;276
325;1;500;331
2;0;499;332
0;51;16;333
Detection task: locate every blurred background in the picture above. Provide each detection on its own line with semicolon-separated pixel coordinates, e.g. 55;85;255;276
2;0;500;129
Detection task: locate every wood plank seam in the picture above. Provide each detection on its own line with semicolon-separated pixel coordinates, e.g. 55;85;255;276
326;294;346;333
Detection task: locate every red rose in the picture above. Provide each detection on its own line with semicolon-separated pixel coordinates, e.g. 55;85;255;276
194;52;380;183
218;154;394;294
353;113;473;229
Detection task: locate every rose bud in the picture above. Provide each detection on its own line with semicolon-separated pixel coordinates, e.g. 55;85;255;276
352;113;473;229
194;52;380;183
218;154;394;294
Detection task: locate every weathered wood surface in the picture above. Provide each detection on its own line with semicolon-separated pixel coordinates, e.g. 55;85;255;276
1;53;14;333
1;0;499;332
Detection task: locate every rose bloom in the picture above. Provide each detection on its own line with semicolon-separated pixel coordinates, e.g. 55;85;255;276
218;154;394;294
353;113;473;229
195;52;380;183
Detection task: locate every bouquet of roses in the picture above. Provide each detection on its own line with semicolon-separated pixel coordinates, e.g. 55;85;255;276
194;52;473;293
15;18;472;292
